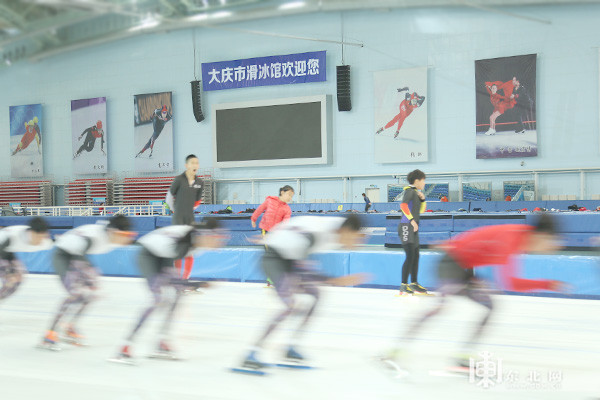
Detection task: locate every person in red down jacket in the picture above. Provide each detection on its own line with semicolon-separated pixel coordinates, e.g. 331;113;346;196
381;213;567;373
251;185;294;287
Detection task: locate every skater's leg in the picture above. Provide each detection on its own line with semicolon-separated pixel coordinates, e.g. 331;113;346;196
174;259;183;277
396;116;406;133
409;243;419;283
182;256;194;280
254;278;295;348
384;114;401;130
290;283;320;344
126;275;164;342
0;259;24;301
158;289;182;338
401;242;417;285
138;137;153;155
462;287;494;351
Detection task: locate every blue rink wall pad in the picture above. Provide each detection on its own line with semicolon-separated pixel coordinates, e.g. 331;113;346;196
17;248;600;299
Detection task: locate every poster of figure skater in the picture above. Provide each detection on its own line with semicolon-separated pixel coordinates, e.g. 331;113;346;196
374;67;428;163
134;91;173;172
9;104;43;178
71;97;107;174
475;54;537;159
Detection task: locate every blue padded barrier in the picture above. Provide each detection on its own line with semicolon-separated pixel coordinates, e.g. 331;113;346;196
73;216;109;227
17;247;600;297
0;216;71;228
207;215;255;231
385;214;453;232
73;216;157;232
528;213;600;233
226;231;262;246
452;213;527;232
0;216;74;229
422;201;471;212
384;231;451;245
348;251;442;289
49;229;69;239
289;203;310;213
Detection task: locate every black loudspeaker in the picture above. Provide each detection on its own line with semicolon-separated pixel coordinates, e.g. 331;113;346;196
336;65;351;112
190;80;205;122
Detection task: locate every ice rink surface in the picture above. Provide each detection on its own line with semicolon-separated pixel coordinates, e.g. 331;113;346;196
0;275;598;400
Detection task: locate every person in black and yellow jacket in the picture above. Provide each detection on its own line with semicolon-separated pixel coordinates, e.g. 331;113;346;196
398;169;428;295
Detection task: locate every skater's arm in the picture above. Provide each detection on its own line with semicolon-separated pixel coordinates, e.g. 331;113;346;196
400;190;417;220
193;179;204;209
166;179;180;212
165;192;175;213
499;258;554;292
283;205;292;222
251;201;268;225
80;127;91;139
416;96;425;106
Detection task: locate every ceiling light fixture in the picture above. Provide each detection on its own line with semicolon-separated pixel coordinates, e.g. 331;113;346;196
210;11;232;19
129;14;160;32
279;1;306;10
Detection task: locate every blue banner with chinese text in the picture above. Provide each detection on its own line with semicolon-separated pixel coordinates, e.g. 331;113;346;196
201;51;326;91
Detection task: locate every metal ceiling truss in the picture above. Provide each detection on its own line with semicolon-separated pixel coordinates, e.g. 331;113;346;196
1;0;600;69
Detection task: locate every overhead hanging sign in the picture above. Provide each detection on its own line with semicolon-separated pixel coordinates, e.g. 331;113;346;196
201;51;326;91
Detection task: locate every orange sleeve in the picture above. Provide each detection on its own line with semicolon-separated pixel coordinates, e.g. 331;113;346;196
251;200;268;222
400;203;413;220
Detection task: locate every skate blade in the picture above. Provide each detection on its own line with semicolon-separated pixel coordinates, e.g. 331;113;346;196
36;343;61;351
394;293;413;297
412;292;434;296
61;337;88;346
375;357;410;379
108;357;136;366
230;367;267;376
147;353;181;361
274;362;313;370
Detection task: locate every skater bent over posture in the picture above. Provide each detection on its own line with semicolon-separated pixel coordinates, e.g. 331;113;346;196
376;89;425;139
12;117;41;156
135;105;172;158
251;185;294;286
0;218;51;301
112;219;224;363
74;120;105;159
383;213;564;371
166;154;204;281
398;169;428;295
238;215;367;372
40;215;134;349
